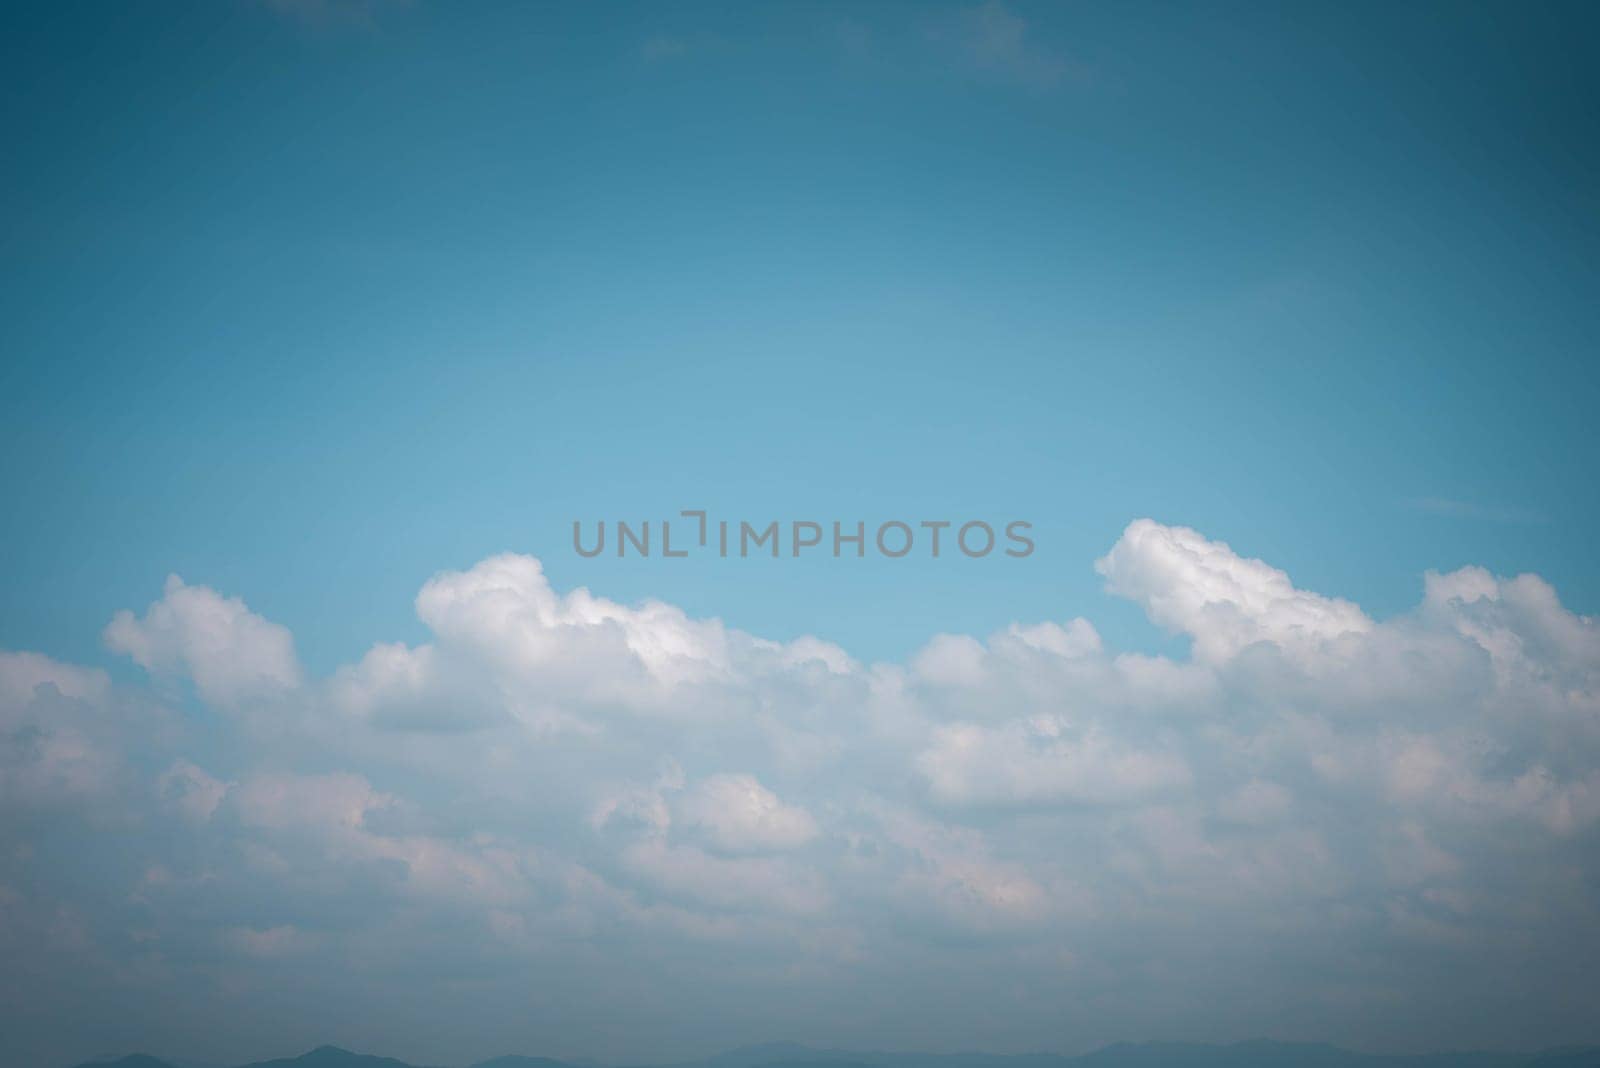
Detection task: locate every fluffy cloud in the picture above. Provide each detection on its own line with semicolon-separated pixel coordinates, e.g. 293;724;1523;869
4;519;1600;1060
917;719;1191;807
0;651;117;807
675;774;820;854
1095;519;1372;663
104;575;302;706
326;553;855;733
157;759;229;823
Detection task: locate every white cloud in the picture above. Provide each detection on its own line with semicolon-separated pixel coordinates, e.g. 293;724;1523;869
912;633;989;688
104;575;302;706
0;650;108;708
1096;518;1373;663
1216;779;1293;825
676;774;819;854
0;652;117;806
232;770;390;832
415;553;732;692
918;719;1191;807
618;838;828;916
864;803;1051;927
157;760;229;824
6;518;1600;1054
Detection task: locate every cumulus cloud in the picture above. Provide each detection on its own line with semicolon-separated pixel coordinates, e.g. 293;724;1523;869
4;518;1600;1058
104;575;302;706
0;651;117;807
0;649;108;707
917;719;1191;807
325;553;855;736
1095;519;1372;663
157;759;229;823
676;774;820;854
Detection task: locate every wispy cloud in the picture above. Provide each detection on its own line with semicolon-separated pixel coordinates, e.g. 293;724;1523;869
929;1;1088;90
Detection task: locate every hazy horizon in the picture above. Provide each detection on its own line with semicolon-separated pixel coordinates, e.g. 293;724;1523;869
63;1036;1600;1068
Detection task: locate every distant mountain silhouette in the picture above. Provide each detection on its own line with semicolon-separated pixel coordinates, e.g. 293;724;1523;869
1068;1042;1496;1068
1073;1043;1522;1068
657;1041;1600;1068
660;1045;1062;1068
235;1047;433;1068
685;1046;848;1068
68;1039;1600;1068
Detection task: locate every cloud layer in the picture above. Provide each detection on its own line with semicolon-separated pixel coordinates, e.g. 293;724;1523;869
3;520;1598;1065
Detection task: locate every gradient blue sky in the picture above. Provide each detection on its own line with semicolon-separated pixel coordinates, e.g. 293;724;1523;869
4;0;1596;677
4;4;1600;1067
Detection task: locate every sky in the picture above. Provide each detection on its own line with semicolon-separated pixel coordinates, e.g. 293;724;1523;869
1;2;1599;1067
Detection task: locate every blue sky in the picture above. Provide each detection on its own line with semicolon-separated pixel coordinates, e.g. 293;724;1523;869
4;0;1597;677
3;4;1600;1067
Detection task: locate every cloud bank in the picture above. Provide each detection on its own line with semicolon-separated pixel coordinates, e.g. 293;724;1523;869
2;520;1598;1064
